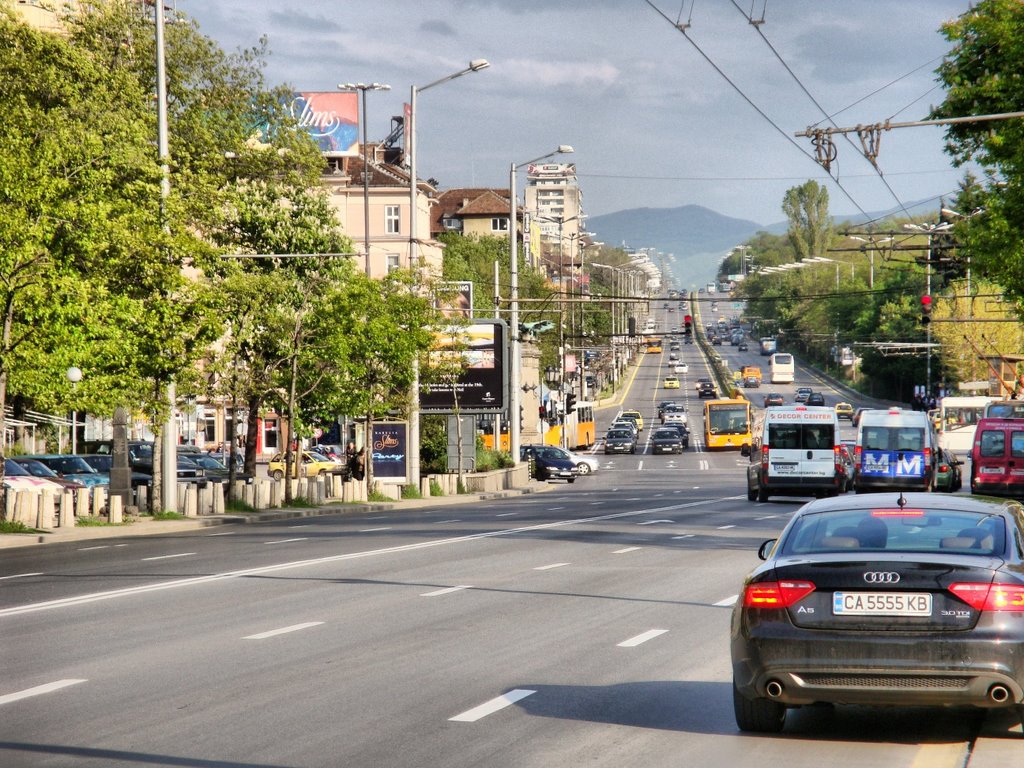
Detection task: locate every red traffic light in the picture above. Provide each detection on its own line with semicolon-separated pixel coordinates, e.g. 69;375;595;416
920;295;932;307
684;315;692;324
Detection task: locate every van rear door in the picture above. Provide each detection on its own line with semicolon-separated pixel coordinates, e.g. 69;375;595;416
765;420;836;485
972;421;1024;496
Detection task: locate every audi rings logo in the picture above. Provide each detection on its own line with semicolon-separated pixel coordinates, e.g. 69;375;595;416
863;571;900;584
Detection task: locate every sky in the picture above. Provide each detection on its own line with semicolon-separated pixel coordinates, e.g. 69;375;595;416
181;0;975;227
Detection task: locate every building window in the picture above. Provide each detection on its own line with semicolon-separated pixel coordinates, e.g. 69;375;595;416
263;418;279;450
386;253;401;273
491;217;509;232
442;216;463;231
385;205;400;234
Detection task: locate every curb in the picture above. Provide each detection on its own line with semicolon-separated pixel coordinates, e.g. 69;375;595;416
0;482;559;550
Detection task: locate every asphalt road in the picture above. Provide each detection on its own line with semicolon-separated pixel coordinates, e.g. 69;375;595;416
1;303;1018;767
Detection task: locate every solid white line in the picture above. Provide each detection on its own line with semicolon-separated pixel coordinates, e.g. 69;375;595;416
77;546;109;551
548;507;565;511
0;679;87;706
242;621;323;640
495;512;518;517
287;524;310;528
433;519;461;524
717;524;736;530
638;519;674;525
618;629;668;647
265;538;308;545
449;689;536;722
0;496;731;618
714;595;739;607
206;531;235;536
672;534;695;539
638;461;644;470
534;563;570;571
755;515;779;520
359;527;392;533
421;585;472;597
613;547;641;554
0;573;43;581
590;501;603;505
141;553;196;561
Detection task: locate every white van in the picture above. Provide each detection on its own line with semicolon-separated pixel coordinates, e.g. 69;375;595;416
854;407;937;493
768;352;795;384
741;405;843;501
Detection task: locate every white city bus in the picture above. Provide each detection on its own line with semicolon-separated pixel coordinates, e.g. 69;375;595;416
936;395;1000;454
768;352;795;384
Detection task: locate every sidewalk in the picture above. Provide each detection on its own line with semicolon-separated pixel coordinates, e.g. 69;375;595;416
0;482;558;551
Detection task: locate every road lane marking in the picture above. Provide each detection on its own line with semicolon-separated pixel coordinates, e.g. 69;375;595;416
548;507;565;511
534;563;570;571
672;534;695;539
0;573;43;580
359;527;392;533
638;461;644;470
909;744;966;768
265;538;308;545
449;689;536;722
618;629;668;647
613;547;641;554
714;595;739;607
433;519;461;524
755;515;780;520
699;460;709;470
0;496;734;617
242;622;323;640
638;519;674;525
77;546;109;551
717;525;736;530
421;586;472;597
207;531;235;536
590;501;603;505
141;553;196;561
495;512;518;517
0;679;87;706
287;524;310;528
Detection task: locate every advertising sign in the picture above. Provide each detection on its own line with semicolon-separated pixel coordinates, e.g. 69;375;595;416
420;320;507;413
289;92;359;156
371;422;408;484
435;281;474;319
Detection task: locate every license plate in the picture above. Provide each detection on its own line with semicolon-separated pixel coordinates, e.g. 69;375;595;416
980;466;1003;474
833;592;932;616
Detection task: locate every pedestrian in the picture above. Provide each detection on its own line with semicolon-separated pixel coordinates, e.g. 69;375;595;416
350;446;366;481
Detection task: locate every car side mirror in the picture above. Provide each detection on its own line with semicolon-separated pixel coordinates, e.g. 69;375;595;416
757;539;776;560
740;445;751;457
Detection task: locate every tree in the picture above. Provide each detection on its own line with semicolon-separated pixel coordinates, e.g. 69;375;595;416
932;0;1024;313
782;181;833;261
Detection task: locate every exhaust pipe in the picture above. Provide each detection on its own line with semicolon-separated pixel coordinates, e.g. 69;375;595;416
988;684;1010;704
765;680;784;699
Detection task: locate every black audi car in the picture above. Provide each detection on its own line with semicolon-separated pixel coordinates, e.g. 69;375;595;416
732;493;1024;734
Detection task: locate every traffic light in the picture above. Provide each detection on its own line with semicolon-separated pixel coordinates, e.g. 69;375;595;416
920;295;932;325
565;393;577;412
683;314;693;335
627;316;637;337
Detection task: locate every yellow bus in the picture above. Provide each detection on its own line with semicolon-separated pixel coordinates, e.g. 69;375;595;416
703;398;752;450
645;338;663;353
543;401;596;450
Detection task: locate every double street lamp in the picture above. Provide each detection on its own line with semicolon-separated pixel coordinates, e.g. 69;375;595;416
509;145;574;462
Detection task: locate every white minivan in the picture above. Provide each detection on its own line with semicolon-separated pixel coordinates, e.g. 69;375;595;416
853;407;937;493
742;405;843;501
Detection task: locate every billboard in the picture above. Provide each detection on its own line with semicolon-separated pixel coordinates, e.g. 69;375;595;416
420;320;507;413
290;92;359;156
371;422;408;484
435;281;474;319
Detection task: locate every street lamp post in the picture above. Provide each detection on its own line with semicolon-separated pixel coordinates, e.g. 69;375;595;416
404;59;488;491
67;366;83;454
510;145;574;462
337;82;391;278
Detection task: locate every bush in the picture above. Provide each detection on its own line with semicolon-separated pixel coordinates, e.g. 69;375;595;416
429;478;443;496
475;448;514;472
401;485;422;500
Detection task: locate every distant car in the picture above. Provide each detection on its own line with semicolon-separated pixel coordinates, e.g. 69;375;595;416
697;379;718;399
836;443;855;492
651;428;684;454
568;451;600;475
604;428;637;455
610;420;639;436
674;362;689;374
80;454;152;489
664;412;688;429
731;493;1024;734
267;451;344;481
711;335;722;346
834;401;854;420
21;454;108;487
657;400;677;419
763;393;784;407
934;447;963;492
669;352;679;361
794;387;813;403
806;392;826;407
737;341;749;352
187;454;255;485
663;376;681;389
662;403;687;424
743;376;761;389
661;422;690;448
619;409;644;431
520;445;577;482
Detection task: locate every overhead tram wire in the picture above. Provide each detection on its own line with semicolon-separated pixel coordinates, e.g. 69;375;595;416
643;0;871;220
726;0;913;221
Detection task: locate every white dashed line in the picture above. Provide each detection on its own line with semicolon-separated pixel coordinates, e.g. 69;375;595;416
265;538;308;545
672;534;695;539
243;621;323;640
449;689;536;722
638;461;644;470
207;531;235;536
77;546;109;551
359;527;392;533
717;525;736;530
141;553;196;561
714;595;739;607
433;519;461;524
755;515;780;520
0;573;43;580
638;519;674;525
618;629;668;647
495;512;518;517
534;563;570;571
421;586;472;597
613;547;641;554
0;679;87;706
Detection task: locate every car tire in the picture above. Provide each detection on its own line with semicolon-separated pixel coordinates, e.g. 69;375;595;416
757;486;769;503
747;485;757;502
271;470;283;481
733;681;785;733
631;447;636;454
576;463;591;475
567;477;575;484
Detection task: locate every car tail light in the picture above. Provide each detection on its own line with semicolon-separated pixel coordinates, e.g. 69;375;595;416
924;447;932;465
950;583;1024;612
743;580;815;608
833;445;843;474
939;462;950;472
761;445;769;472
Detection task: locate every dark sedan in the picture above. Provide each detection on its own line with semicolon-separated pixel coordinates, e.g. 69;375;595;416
604;428;637;455
650;428;684;455
660;422;690;448
731;493;1024;735
520;445;577;483
763;393;784;407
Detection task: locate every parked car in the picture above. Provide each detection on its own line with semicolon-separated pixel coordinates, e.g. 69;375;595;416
794;387;813;403
568;451;600;475
604;428;637;455
519;445;577;482
21;454;108;487
267;451;343;481
651;428;685;455
834;401;854;420
731;493;1024;734
3;458;64;493
805;392;826;407
935;447;964;493
763;393;785;407
186;454;255;485
10;457;85;490
79;454;152;489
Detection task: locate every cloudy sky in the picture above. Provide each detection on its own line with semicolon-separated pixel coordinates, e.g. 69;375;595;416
182;0;973;226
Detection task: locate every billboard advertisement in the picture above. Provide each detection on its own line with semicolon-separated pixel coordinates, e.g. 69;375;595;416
371;422;408;484
290;92;359;156
435;281;474;319
420;320;507;413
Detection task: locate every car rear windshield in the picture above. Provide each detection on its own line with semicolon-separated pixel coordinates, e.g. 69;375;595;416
861;426;925;452
653;431;678;440
781;509;1007;556
769;423;835;450
608;430;632;439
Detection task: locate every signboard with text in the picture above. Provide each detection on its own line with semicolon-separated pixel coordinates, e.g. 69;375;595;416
371;422;408;484
290;92;359;156
420;320;507;414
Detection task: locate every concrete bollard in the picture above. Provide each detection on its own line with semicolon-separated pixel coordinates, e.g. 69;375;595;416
212;485;225;515
270;480;281;509
242;481;255;509
136;485;148;514
14;491;31;526
76;488;90;519
39;490;56;529
184;484;198;517
109;495;123;524
92;487;106;517
253;480;268;510
59;491;75;527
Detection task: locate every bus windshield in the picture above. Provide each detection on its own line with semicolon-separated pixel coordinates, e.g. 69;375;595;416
708;405;750;435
